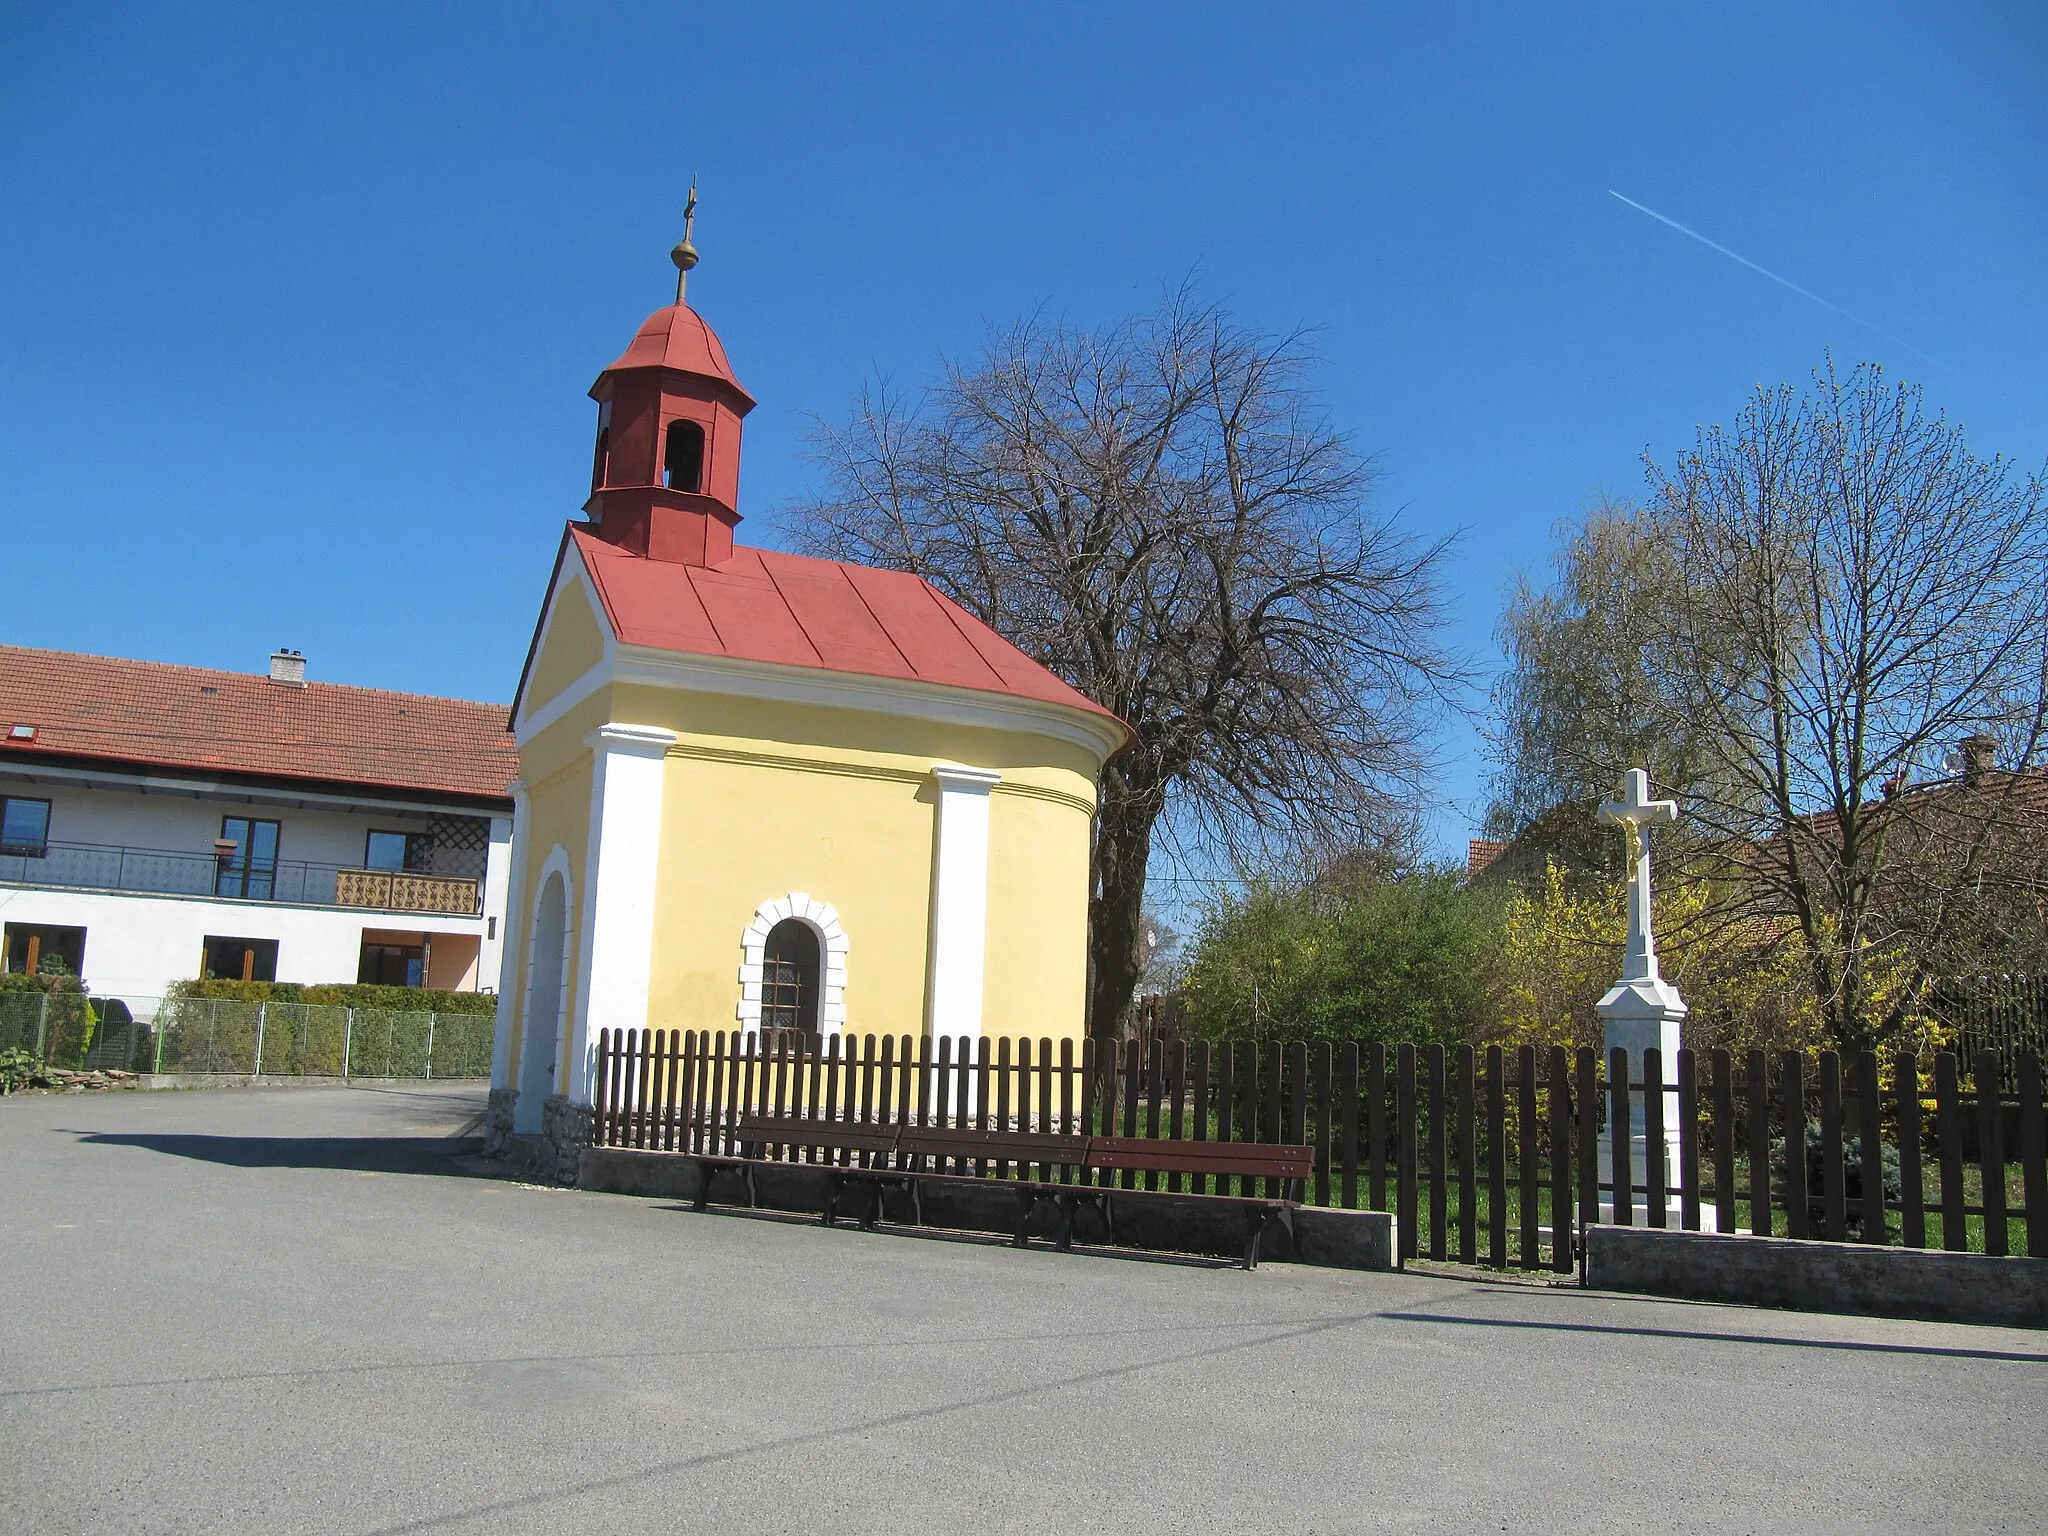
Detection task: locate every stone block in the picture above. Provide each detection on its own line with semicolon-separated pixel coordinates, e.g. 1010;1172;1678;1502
1586;1225;2048;1329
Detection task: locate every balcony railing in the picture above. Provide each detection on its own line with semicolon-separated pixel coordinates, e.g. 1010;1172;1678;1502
332;869;482;915
0;840;482;915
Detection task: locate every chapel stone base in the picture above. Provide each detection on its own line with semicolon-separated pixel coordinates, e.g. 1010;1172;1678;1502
482;1086;517;1159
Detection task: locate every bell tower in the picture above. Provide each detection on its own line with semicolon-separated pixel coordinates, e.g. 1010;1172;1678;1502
584;188;756;566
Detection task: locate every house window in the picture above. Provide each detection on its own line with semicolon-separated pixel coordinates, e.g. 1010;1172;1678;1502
663;419;705;493
761;918;821;1034
216;817;280;899
3;923;84;978
201;935;278;983
0;796;50;857
359;939;426;987
364;830;433;872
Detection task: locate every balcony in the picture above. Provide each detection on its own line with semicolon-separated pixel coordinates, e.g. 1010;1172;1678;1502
0;840;482;916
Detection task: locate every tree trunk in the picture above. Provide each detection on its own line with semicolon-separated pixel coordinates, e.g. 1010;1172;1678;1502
1087;775;1161;1040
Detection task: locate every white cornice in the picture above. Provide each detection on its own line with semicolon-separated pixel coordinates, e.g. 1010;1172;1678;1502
609;644;1128;762
587;723;679;757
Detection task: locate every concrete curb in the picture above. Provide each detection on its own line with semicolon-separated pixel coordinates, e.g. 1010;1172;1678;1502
1586;1225;2048;1329
576;1147;1397;1270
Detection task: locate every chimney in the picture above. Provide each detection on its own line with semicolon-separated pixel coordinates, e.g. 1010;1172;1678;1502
1958;733;1998;787
268;648;307;688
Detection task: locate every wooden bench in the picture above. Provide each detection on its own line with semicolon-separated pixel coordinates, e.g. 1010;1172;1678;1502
702;1116;1313;1268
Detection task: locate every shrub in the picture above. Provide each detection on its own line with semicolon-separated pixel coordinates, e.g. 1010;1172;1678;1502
1181;866;1501;1045
164;979;495;1014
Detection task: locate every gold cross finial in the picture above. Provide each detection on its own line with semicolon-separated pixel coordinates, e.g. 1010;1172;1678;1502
671;180;701;304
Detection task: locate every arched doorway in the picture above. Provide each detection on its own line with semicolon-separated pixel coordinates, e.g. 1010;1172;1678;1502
515;869;568;1133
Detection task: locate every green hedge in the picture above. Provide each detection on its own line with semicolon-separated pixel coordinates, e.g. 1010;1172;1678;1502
165;979;497;1014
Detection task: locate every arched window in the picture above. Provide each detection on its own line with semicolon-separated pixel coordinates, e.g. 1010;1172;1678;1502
663;419;706;493
760;918;821;1034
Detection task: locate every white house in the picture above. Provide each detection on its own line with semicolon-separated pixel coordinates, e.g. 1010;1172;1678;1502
0;644;518;1009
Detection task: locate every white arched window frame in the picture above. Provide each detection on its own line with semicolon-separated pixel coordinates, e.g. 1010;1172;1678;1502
736;893;847;1033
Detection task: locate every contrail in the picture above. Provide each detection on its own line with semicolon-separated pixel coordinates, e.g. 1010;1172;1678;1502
1608;190;1957;376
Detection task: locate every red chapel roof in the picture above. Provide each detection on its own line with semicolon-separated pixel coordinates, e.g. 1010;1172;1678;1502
564;529;1128;742
599;303;752;402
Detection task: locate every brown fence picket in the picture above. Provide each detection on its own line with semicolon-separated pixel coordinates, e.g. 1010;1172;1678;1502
1191;1040;1212;1195
1936;1051;1966;1250
1575;1047;1598;1246
1340;1042;1361;1209
1746;1050;1771;1237
1517;1044;1539;1264
1609;1047;1631;1225
1215;1039;1236;1195
1709;1048;1735;1235
1549;1045;1573;1272
1397;1042;1418;1261
1282;1040;1305;1198
1038;1037;1056;1170
2019;1049;2047;1260
1311;1041;1332;1207
1819;1052;1845;1242
1146;1040;1165;1189
1369;1043;1389;1212
1854;1051;1883;1244
1455;1045;1477;1263
1780;1052;1807;1240
1263;1042;1285;1197
1643;1047;1665;1229
1427;1043;1447;1261
592;1028;612;1147
1677;1048;1700;1231
1976;1049;2008;1257
1485;1043;1506;1268
1894;1050;1924;1247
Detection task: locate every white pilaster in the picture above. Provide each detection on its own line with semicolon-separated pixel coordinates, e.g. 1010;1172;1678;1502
489;786;530;1089
480;809;516;1070
927;765;1000;1043
566;724;676;1104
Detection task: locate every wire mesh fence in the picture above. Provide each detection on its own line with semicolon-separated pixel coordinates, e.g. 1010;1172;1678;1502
0;992;494;1080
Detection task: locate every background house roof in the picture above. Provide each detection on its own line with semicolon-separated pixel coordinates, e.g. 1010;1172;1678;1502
0;645;517;803
567;529;1128;738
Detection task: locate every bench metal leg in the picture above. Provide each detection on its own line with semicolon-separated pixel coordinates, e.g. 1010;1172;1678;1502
1243;1207;1268;1270
861;1181;882;1231
1055;1192;1078;1252
822;1174;842;1227
744;1165;759;1210
1013;1187;1037;1248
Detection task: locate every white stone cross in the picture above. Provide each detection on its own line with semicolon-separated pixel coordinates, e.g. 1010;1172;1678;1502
1598;767;1678;985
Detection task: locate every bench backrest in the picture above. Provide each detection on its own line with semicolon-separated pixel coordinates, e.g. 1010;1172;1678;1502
1087;1136;1315;1182
717;1116;1312;1185
727;1115;899;1156
896;1126;1092;1166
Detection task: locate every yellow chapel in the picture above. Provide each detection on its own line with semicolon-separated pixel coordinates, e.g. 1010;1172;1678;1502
486;232;1127;1162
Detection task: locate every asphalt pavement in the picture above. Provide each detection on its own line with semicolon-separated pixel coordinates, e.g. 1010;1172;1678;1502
2;1082;2041;1534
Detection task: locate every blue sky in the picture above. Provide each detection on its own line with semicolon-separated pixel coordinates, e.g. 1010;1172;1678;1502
2;3;2043;872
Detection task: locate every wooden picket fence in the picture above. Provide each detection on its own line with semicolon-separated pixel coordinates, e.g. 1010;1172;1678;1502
591;1028;2048;1268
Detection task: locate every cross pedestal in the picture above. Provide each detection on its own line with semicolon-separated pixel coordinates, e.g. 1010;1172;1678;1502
1594;768;1716;1231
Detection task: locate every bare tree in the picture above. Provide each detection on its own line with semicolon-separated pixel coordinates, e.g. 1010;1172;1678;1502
796;291;1462;1036
1642;358;2048;1049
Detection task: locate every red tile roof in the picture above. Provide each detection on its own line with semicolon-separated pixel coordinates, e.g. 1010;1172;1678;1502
0;645;517;803
566;530;1128;739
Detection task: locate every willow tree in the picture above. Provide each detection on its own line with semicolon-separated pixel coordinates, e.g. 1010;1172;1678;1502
796;292;1460;1036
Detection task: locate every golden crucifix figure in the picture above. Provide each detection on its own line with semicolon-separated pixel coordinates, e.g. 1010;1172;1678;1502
672;181;700;302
